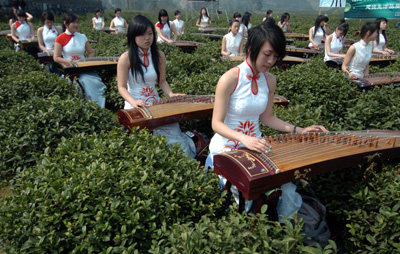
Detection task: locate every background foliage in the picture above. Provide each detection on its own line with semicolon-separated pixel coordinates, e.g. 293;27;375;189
1;10;400;253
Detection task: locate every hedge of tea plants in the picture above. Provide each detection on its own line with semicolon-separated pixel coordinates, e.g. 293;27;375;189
0;11;400;253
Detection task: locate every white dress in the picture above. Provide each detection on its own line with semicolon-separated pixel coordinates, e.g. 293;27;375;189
347;40;373;78
155;21;172;43
324;32;343;62
172;19;184;35
373;32;386;51
224;32;242;56
15;21;31;40
308;26;325;47
112;17;126;33
238;23;244;37
125;48;196;158
93;16;103;29
55;29;106;108
42;24;59;51
199;15;210;30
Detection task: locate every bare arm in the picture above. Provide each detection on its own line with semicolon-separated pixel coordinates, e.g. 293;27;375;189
53;42;72;65
26;12;33;22
28;22;34;38
10;23;19;42
92;17;96;29
85;41;95;58
37;27;48;52
239;36;244;56
109;19;116;31
342;45;357;79
117;51;146;108
220;35;231;56
309;27;318;47
102;18;105;29
124;19;128;28
171;23;178;41
181;21;185;34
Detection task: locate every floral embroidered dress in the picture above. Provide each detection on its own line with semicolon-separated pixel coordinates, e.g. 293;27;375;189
125;48;196;158
324;32;343;62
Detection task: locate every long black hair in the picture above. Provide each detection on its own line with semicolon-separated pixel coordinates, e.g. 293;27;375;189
375;17;388;45
158;9;170;28
127;14;160;83
62;13;78;32
313;15;326;38
242;12;252;29
280;12;290;24
336;18;349;37
246;22;286;67
360;22;378;39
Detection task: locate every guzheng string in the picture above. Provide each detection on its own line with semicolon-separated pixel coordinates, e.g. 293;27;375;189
262;132;399;166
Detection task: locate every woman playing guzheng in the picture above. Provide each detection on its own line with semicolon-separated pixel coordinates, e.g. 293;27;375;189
117;14;196;158
37;11;62;53
308;15;327;50
205;22;328;213
110;8;128;34
373;17;395;55
221;20;244;57
155;9;178;44
342;22;378;79
10;9;34;52
54;13;106;108
324;19;348;63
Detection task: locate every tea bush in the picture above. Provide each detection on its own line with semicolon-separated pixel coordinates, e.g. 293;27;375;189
0;96;118;179
0;129;224;253
0;47;41;78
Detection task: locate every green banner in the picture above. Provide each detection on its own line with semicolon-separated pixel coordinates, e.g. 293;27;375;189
344;0;400;19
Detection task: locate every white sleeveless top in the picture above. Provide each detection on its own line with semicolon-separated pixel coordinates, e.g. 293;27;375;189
172;19;184;35
347;40;373;78
42;24;59;50
93;16;103;29
282;23;288;32
208;59;269;157
238;23;244;37
224;32;242;56
15;21;31;40
55;29;88;61
199;15;210;29
113;17;126;33
156;21;172;43
308;26;325;47
324;32;343;62
373;32;386;51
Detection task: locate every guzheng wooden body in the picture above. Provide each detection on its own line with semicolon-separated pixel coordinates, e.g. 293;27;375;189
37;51;54;64
193;33;223;41
352;72;400;88
223;55;310;66
117;95;289;131
57;56;119;74
172;41;203;52
286;46;321;58
0;30;11;36
214;130;400;200
200;27;217;33
6;34;38;49
95;27;113;33
344;38;356;46
370;54;397;65
284;33;309;40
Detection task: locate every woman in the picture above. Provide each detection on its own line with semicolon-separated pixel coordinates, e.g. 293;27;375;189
110;8;128;34
232;12;246;38
196;7;211;30
155;9;178;44
278;12;291;33
373;17;395;55
323;16;331;35
262;10;274;23
242;12;252;39
342;22;378;79
117;14;196;158
10;9;34;52
221;20;243;57
37;11;62;52
324;20;348;63
206;22;327;212
92;9;105;30
308;15;327;49
172;10;185;36
8;5;33;30
54;13;106;108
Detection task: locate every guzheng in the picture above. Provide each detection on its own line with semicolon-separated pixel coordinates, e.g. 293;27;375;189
214;130;400;200
6;34;38;49
200;27;217;33
343;38;356;46
56;56;119;74
352;72;400;88
0;30;11;36
284;32;309;40
37;51;54;64
95;27;113;34
370;54;397;65
286;46;321;58
117;94;290;131
171;41;203;52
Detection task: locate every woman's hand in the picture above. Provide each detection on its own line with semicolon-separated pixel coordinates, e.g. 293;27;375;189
301;125;329;133
240;136;271;154
227;51;232;55
169;92;186;97
131;99;146;108
348;72;358;79
386;49;395;54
